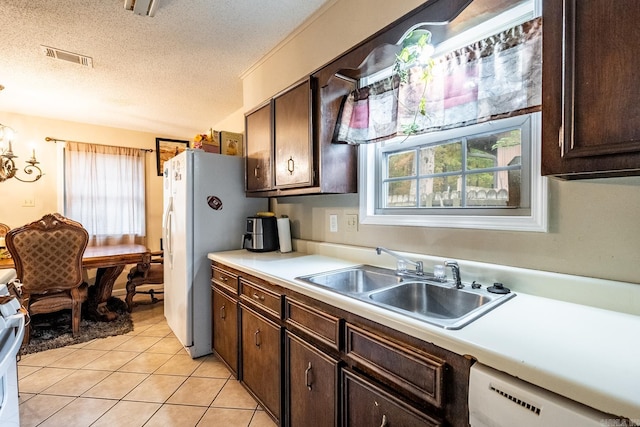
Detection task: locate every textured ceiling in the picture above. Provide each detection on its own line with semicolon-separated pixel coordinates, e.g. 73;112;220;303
0;0;329;138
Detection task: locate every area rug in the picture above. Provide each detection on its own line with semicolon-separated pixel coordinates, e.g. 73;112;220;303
19;297;134;355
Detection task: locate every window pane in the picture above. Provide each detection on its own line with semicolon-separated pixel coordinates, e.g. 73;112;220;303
465;171;520;207
386;180;417;207
467;129;521;170
419;176;462;207
387;150;416;178
420;141;462;175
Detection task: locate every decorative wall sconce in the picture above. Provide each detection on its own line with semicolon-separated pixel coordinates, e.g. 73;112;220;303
0;124;43;183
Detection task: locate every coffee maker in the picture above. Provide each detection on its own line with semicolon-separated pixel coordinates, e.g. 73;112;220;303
243;216;279;252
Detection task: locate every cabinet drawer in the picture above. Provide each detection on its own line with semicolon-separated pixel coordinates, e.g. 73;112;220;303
212;266;239;295
285;298;341;351
345;323;445;409
342;369;441;427
240;278;282;319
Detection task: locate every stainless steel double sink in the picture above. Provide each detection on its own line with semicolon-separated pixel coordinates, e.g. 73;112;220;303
296;265;515;329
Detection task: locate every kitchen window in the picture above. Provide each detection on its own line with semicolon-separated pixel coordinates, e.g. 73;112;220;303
63;141;146;245
359;112;547;231
354;0;546;232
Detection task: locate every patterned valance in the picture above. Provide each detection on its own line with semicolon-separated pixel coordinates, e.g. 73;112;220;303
335;17;542;145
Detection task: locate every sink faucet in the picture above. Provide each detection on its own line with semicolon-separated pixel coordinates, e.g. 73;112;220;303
444;260;463;289
375;247;423;276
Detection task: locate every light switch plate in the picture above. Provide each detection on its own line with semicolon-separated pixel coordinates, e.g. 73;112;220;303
346;214;358;232
329;214;338;232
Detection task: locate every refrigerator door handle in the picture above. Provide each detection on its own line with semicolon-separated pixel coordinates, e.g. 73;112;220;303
163;197;174;269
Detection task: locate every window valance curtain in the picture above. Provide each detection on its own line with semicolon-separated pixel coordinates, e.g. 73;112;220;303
64;141;146;246
335;17;542;145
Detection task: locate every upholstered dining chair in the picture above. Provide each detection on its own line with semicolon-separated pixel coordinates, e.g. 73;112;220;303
5;213;89;344
125;250;163;312
0;223;9;253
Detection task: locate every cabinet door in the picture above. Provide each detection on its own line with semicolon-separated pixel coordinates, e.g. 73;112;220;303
342;369;441;427
212;287;238;376
241;305;281;421
246;103;273;191
285;331;339;427
274;79;313;188
542;0;640;178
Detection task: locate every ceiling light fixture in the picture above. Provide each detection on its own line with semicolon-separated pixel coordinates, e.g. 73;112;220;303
0;124;43;183
124;0;158;17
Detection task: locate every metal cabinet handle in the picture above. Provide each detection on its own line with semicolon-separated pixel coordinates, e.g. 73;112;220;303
220;304;226;320
287;157;295;175
254;164;260;178
254;329;261;348
253;293;265;301
220;276;228;283
380;414;388;427
305;362;313;391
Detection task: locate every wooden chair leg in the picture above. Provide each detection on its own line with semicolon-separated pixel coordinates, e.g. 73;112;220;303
72;301;81;336
22;323;31;346
125;280;136;313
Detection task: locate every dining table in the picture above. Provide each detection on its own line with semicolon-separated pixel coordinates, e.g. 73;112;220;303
0;243;149;322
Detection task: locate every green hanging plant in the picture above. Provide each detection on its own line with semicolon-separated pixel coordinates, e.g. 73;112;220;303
393;29;435;136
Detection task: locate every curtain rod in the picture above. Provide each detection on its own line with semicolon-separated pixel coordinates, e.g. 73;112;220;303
45;137;154;152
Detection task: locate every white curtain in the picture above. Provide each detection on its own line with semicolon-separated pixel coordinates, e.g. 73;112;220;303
64;141;146;246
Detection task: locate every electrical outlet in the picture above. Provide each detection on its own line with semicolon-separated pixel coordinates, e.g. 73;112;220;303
329;214;338;232
346;214;358;232
22;198;35;207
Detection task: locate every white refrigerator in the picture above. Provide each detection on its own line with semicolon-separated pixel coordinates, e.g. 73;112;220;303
163;150;267;358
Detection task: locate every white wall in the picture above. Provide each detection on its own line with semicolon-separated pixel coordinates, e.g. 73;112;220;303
0;111;172;289
241;0;640;285
0;111;167;251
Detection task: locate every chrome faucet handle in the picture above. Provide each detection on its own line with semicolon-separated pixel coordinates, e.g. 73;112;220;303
444;260;463;289
415;261;424;275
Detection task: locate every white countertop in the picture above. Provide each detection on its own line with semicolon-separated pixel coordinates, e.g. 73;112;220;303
208;247;640;420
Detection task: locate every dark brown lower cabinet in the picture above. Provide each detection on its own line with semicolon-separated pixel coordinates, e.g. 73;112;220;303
213;261;470;426
241;305;282;422
285;331;339;427
212;286;238;376
342;369;441;427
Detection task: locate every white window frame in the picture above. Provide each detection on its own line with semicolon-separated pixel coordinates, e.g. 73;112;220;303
358;0;546;232
359;112;548;232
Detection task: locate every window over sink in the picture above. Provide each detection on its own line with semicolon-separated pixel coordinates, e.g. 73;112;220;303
358;0;547;232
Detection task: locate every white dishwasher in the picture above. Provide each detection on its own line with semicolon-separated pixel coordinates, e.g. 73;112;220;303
469;363;611;427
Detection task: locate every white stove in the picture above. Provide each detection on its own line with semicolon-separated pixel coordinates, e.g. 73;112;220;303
0;269;25;427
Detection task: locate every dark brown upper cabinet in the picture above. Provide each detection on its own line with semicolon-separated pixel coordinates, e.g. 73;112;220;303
245;76;358;197
245;102;273;192
274;80;314;189
542;0;640;179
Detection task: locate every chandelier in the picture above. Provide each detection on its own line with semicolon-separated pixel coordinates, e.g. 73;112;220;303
0;124;43;183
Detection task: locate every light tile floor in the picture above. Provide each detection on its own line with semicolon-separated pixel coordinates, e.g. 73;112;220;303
18;298;276;427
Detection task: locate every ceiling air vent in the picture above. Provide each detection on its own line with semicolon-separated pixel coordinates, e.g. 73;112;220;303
41;46;93;68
